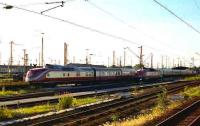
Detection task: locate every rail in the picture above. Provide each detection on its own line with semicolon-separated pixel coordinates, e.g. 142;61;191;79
2;80;199;126
156;99;200;126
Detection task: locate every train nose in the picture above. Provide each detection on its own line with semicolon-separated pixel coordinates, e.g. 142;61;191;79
25;71;33;82
25;73;33;82
25;76;30;82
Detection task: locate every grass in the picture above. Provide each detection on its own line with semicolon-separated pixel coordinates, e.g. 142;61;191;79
183;86;200;97
14;103;54;115
0;96;100;121
0;104;54;120
0;86;37;97
184;75;200;81
103;85;183;126
0;81;29;87
73;97;98;106
0;78;13;82
103;101;182;126
103;86;200;126
0;89;30;97
0;106;13;120
0;90;19;97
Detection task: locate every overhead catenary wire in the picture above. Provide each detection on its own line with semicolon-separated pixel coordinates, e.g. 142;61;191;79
16;0;75;7
0;2;166;52
0;2;141;46
87;1;137;30
1;1;196;67
87;1;159;42
0;2;182;55
153;0;200;35
86;0;182;55
41;1;65;14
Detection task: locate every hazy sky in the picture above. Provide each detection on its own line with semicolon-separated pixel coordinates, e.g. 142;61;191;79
0;0;200;67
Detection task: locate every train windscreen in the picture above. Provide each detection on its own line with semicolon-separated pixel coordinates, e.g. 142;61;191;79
27;68;47;78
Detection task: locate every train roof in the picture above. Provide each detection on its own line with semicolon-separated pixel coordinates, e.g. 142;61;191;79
45;64;96;71
172;66;189;70
66;63;106;68
94;67;121;71
142;67;158;71
78;67;94;71
45;64;80;71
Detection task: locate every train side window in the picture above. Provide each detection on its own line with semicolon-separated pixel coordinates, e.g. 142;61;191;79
68;73;70;76
117;72;120;76
63;73;65;76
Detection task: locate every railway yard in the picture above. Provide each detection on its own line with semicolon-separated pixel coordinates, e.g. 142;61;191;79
0;59;199;126
0;75;200;126
1;1;200;125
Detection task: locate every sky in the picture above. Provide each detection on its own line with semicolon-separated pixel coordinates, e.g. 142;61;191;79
0;0;200;68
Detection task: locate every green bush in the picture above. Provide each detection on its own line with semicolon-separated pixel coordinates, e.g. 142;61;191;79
57;96;73;110
157;86;168;110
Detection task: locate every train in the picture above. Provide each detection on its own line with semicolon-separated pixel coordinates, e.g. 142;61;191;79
25;64;197;85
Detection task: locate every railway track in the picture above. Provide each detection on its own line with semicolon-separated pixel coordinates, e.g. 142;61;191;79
2;80;199;126
156;99;200;126
0;79;183;102
0;80;194;108
0;83;156;108
0;81;135;102
0;82;128;101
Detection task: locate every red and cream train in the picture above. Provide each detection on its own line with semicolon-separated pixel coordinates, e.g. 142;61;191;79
25;64;196;84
